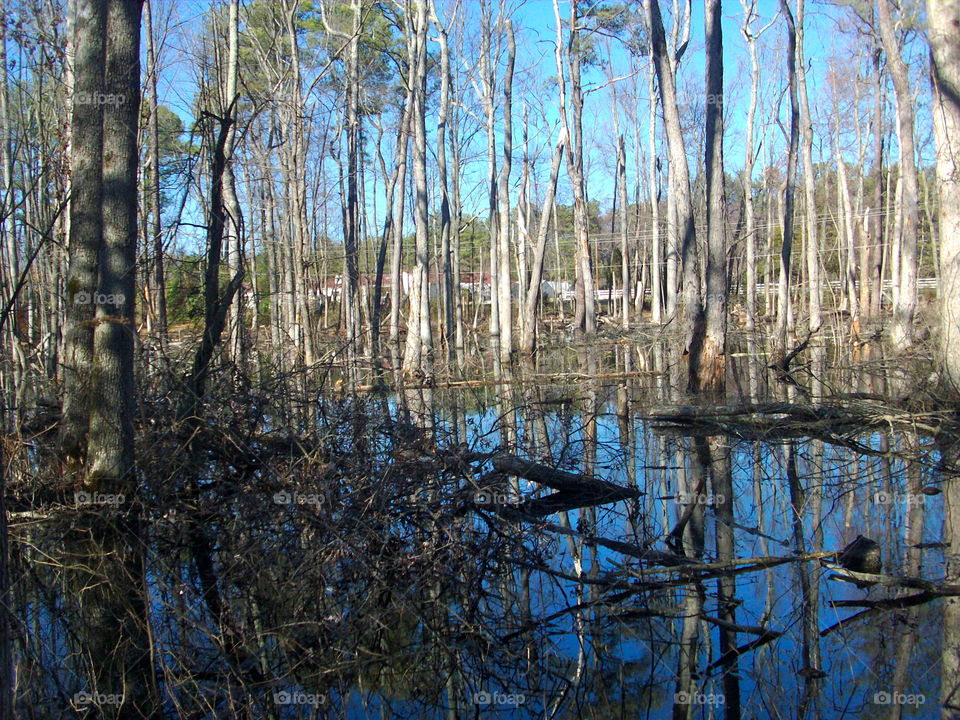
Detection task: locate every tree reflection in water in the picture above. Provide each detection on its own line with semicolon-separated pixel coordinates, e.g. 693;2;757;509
6;340;958;719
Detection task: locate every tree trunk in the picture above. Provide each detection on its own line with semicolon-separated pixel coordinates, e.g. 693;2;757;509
928;0;960;392
795;0;820;333
497;20;515;360
430;0;455;365
648;0;699;350
144;0;166;344
520;130;565;355
403;0;432;374
775;0;800;359
740;0;772;333
59;0;106;465
480;1;499;351
555;0;596;335
648;60;662;324
86;0;142;490
877;0;919;349
698;0;726;393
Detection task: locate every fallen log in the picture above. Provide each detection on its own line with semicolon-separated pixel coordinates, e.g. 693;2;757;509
488;453;641;516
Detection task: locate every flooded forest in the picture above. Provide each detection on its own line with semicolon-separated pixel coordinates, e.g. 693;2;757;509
1;0;960;718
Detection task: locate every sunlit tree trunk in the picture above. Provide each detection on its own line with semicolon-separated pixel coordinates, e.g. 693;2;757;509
776;0;800;359
648;60;662;324
698;0;726;393
835;127;861;335
929;0;960;393
877;0;919;349
740;0;764;333
555;0;596;335
222;0;242;363
497;20;515;360
648;0;699;353
795;0;820;333
430;0;455;366
479;0;499;352
144;0;166;345
520;130;565;354
403;0;432;373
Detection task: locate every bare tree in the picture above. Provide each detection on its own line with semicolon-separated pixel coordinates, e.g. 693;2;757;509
740;1;777;332
649;0;700;368
554;0;596;335
795;0;821;333
430;0;455;365
775;0;800;359
876;0;919;349
402;0;432;374
144;0;167;344
928;0;960;392
698;0;726;392
520;129;565;355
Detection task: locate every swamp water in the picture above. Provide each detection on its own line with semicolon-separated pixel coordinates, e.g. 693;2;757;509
9;338;959;719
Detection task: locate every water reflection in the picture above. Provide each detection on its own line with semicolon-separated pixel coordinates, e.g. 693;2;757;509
7;340;958;718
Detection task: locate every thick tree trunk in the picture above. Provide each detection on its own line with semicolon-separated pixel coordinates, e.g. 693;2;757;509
877;0;919;349
59;0;106;465
928;0;960;393
86;0;142;490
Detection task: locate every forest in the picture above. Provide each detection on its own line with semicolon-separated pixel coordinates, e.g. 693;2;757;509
1;0;960;718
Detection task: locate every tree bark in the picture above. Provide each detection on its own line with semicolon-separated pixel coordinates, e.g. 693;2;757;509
648;0;699;350
699;0;726;393
775;0;800;360
86;0;142;490
928;0;960;393
795;0;821;333
555;0;596;335
402;0;432;374
497;19;515;360
877;0;919;349
520;130;565;355
59;0;106;465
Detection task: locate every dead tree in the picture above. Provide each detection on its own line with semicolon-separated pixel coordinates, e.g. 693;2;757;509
928;0;960;393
